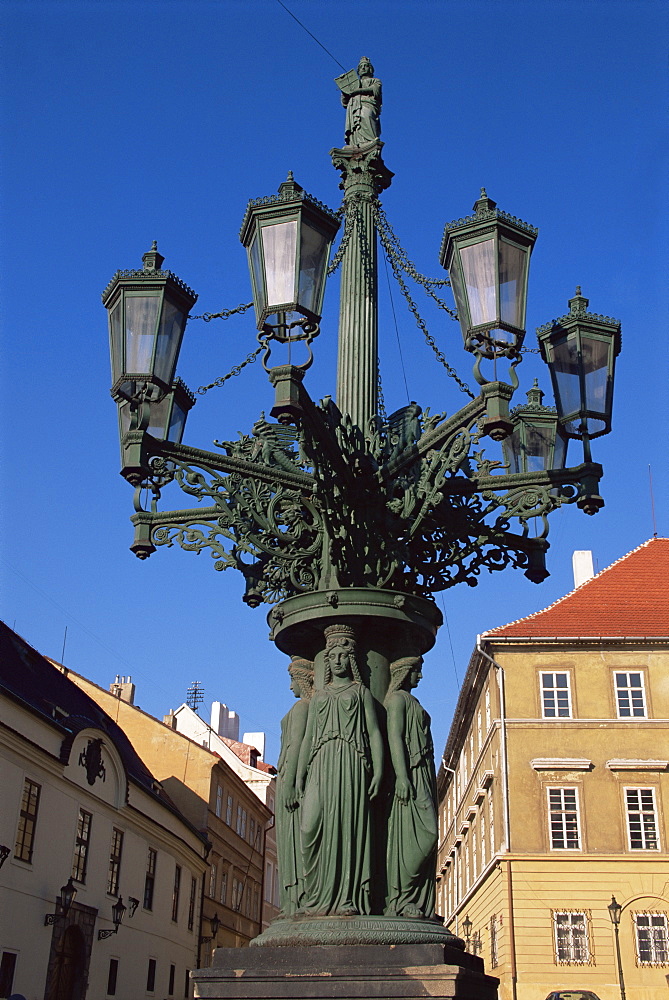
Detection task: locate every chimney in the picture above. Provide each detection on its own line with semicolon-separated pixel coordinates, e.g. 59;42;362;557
243;732;265;760
211;702;239;740
109;675;135;705
162;710;178;729
572;550;595;589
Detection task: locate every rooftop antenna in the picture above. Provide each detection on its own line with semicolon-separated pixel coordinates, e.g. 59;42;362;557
186;680;205;714
649;465;658;538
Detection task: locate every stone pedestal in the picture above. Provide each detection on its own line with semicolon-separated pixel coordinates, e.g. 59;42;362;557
193;943;498;1000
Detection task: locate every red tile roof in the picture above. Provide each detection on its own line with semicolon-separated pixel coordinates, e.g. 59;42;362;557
485;538;669;639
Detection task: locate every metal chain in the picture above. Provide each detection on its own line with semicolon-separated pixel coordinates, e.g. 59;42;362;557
189;302;254;323
377;367;387;424
374;208;475;399
197;346;262;395
327;201;357;276
374;205;458;317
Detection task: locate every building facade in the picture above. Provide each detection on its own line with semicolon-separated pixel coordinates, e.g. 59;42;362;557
60;673;276;954
437;538;669;1000
0;622;208;1000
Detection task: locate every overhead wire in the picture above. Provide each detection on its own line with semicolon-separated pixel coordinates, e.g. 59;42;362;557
274;0;347;71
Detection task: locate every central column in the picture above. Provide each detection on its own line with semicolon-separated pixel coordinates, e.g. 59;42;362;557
331;140;393;433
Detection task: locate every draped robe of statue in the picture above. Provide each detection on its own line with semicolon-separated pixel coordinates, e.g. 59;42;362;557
385;687;438;918
276;696;309;914
298;679;376;915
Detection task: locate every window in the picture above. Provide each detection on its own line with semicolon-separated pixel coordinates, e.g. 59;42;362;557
107;958;119;996
188;876;197;931
225;795;233;826
168;964;176;996
209;863;217;899
107;828;124;895
144;848;157;910
146;958;156;993
72;809;92;883
0;952;17;998
626;788;659;850
232;877;243;911
264;862;272;902
485;687;491;731
220;869;227;905
548;787;580;849
236;806;247;838
477;709;482;750
488;787;495;856
249;817;256;847
541;672;572;717
553;910;590;964
635;913;669;965
490;914;499;967
215;785;223;818
14;778;41;862
615;672;647;718
172;865;181;922
184;969;191;999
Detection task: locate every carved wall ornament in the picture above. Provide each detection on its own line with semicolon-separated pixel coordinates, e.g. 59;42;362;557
78;738;106;786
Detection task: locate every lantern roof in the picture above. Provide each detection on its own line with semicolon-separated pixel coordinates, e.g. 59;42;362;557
536;286;622;354
239;172;340;246
101;242;197;306
510;380;557;419
440;187;538;257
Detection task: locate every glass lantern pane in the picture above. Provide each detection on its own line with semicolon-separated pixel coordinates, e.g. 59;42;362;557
550;338;581;423
582;335;610;417
553;431;568;470
118;402;132;439
499;240;526;328
249;233;265;315
125;295;161;374
109;301;123;383
505;427;522;474
449;261;468;328
523;423;553;472
460;240;496;326
168;401;187;444
155;299;186;386
298;222;328;316
146;395;170;440
261;220;298;309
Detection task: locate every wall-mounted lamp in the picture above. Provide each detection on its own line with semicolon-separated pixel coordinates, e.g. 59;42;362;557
462;913;473;949
0;845;10;869
44;877;77;926
128;896;140;918
200;912;220;944
98;896;127;940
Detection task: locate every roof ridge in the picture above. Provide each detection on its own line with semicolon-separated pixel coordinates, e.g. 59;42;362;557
484;537;668;636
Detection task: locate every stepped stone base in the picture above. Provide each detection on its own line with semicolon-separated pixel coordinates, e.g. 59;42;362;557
193;943;499;1000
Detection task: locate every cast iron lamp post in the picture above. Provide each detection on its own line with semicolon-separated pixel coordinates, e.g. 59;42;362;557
608;895;627;1000
104;60;619;946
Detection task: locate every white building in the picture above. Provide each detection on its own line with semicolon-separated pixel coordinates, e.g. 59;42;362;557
0;622;208;1000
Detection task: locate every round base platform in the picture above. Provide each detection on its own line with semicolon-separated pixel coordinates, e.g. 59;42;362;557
250;914;464;948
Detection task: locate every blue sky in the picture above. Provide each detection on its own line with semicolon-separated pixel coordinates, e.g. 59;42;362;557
1;0;667;766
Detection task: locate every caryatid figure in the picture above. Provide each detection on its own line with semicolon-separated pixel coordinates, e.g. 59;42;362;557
276;656;314;915
384;655;438;919
296;624;384;916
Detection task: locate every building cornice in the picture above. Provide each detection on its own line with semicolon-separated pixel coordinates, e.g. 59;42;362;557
531;758;593;771
606;759;669;771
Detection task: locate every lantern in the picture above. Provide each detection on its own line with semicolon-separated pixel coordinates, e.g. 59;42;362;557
111;895;127;932
440;190;537;358
503;381;567;474
118;378;195;450
239;174;340;331
537;289;620;445
103;243;197;401
58;877;77;918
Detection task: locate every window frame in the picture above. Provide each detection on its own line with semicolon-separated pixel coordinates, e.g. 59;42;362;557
547;786;582;851
0;951;18;998
188;875;197;931
625;787;660;851
107;828;124;896
144;847;157;911
146;958;157;994
540;671;573;719
552;909;591;965
614;671;647;718
634;911;669;966
14;777;41;863
71;808;93;884
171;864;181;922
106;957;119;997
215;784;223;818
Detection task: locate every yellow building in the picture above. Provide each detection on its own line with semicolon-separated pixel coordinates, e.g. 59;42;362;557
58;669;273;954
437;538;669;1000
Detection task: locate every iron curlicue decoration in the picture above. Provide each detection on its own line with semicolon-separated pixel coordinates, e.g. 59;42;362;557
105;59;619;947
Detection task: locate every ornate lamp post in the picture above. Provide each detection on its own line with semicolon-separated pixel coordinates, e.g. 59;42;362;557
104;59;619;958
608;895;627;1000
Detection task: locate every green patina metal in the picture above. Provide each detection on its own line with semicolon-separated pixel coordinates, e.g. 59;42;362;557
104;59;620;946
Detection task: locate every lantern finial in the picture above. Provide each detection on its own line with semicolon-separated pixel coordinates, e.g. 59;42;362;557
569;286;589;315
473;188;497;215
142;242;165;272
278;173;303;198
